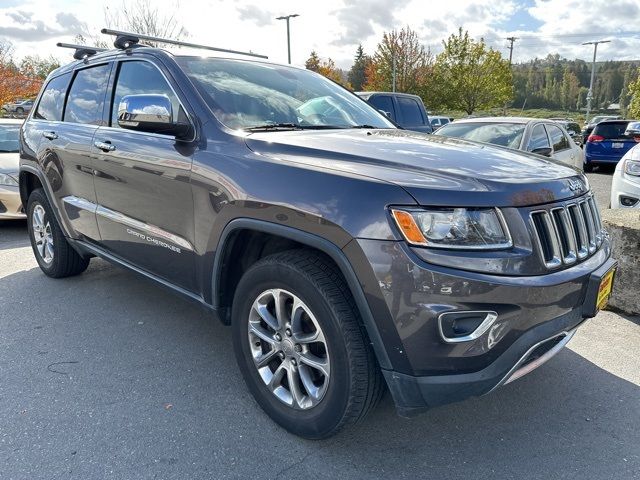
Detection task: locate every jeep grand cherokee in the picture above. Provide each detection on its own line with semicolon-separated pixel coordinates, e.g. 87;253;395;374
19;33;616;439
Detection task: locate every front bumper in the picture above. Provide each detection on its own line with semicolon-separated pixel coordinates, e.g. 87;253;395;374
355;237;614;414
610;166;640;208
0;185;26;219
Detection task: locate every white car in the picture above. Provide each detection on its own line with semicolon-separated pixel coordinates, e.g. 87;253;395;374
0;118;25;219
610;122;640;208
434;117;584;170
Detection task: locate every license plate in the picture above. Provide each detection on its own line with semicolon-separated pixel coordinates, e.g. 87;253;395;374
612;142;624;148
596;268;615;311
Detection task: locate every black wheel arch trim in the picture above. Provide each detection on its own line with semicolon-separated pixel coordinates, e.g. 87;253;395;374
212;218;392;370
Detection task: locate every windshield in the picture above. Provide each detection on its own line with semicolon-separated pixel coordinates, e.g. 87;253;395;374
435;122;525;149
176;57;395;131
0;124;20;153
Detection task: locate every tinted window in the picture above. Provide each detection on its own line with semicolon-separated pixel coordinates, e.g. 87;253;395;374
397;97;424;125
0;124;20;152
547;124;570;151
176;57;394;130
33;73;71;121
64;64;110;125
436;122;525;149
368;95;395;119
527;124;550;151
111;61;181;127
593;121;631;139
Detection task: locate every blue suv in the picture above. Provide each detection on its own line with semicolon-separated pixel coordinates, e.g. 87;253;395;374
584;120;639;171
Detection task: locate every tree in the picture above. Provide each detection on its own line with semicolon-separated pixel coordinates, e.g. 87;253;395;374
628;68;640;119
430;28;513;114
0;41;42;107
363;27;433;95
305;51;320;72
19;55;60;80
347;45;370;91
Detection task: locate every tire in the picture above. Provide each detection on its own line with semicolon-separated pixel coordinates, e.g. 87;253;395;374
16;107;24;114
26;188;90;278
231;250;384;439
584;162;594;173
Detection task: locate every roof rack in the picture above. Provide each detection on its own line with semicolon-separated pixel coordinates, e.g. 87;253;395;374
100;28;268;59
57;42;107;60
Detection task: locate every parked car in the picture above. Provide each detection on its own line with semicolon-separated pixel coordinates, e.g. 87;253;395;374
434;117;584;170
1;99;34;115
584;119;638;172
610;121;640;208
582;115;622;144
355;91;432;133
0;118;25;219
20;33;615;439
429;115;451;130
552;119;583;146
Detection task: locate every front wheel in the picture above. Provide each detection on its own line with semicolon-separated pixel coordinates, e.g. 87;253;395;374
27;189;90;278
232;250;383;439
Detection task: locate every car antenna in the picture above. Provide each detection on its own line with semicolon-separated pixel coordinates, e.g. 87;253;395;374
100;28;269;59
56;42;107;60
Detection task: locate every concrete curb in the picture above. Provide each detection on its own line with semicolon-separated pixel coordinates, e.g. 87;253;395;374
601;209;640;316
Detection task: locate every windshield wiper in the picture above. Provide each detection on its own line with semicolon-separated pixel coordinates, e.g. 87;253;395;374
350;124;378;129
244;123;352;132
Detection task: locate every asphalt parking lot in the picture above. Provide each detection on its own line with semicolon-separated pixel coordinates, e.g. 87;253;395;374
1;173;639;480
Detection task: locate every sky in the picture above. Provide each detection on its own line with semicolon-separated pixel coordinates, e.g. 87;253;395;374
0;0;639;69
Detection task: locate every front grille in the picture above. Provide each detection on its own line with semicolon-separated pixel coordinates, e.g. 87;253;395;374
530;195;603;269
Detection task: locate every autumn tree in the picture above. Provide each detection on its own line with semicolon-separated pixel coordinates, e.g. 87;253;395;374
363;27;433;95
431;28;513;114
19;55;60;80
305;51;351;88
347;45;370;91
0;41;43;107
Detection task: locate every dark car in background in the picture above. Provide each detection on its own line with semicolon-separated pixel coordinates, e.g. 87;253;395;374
551;119;583;146
584;119;639;171
355;91;432;133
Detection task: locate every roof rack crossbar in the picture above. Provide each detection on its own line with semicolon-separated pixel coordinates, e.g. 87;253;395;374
100;28;268;59
57;42;107;60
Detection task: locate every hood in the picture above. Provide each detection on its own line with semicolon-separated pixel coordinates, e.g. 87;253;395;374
244;129;588;207
0;152;19;173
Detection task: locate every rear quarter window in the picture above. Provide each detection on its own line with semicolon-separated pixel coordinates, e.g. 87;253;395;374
33;73;71;121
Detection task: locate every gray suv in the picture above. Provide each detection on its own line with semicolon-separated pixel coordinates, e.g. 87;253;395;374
19;32;616;439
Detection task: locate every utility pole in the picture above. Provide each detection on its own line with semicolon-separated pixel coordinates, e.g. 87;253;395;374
392;52;396;92
276;14;299;64
506;36;518;65
583;40;611;123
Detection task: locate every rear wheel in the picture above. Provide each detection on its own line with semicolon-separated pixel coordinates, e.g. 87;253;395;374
27;188;90;278
232;250;384;439
584;162;594;173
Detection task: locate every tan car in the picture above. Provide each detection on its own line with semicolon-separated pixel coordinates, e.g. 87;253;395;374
0;119;25;219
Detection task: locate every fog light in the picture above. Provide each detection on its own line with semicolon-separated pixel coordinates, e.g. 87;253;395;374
438;311;498;343
620;195;639;207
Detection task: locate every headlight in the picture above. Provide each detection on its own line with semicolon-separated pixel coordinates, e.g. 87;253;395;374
0;173;18;187
624;159;640;176
391;207;512;250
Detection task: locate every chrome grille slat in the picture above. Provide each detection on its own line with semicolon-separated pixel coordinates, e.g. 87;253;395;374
530;194;603;270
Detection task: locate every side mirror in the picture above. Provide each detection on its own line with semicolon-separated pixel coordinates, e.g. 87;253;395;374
118;94;192;138
378;109;391;118
531;146;553;157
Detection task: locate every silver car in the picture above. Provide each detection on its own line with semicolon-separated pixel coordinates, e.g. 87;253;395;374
1;99;34;115
434;117;584;170
0;119;25;219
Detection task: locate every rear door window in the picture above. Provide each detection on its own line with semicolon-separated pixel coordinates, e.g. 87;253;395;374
527;124;550;151
33;73;71;121
397;97;424;126
546;124;570;151
64;64;111;125
367;95;395;120
593;122;631;140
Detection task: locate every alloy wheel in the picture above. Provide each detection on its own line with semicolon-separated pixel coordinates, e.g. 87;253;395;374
32;204;54;264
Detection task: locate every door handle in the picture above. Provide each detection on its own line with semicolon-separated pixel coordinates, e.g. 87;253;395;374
42;131;58;140
94;141;116;152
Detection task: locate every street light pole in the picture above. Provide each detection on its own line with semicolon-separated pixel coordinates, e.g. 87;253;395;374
276;14;299;64
583;40;611;124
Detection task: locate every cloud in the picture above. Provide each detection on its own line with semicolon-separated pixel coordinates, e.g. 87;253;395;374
237;4;273;27
330;0;412;46
6;10;31;24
